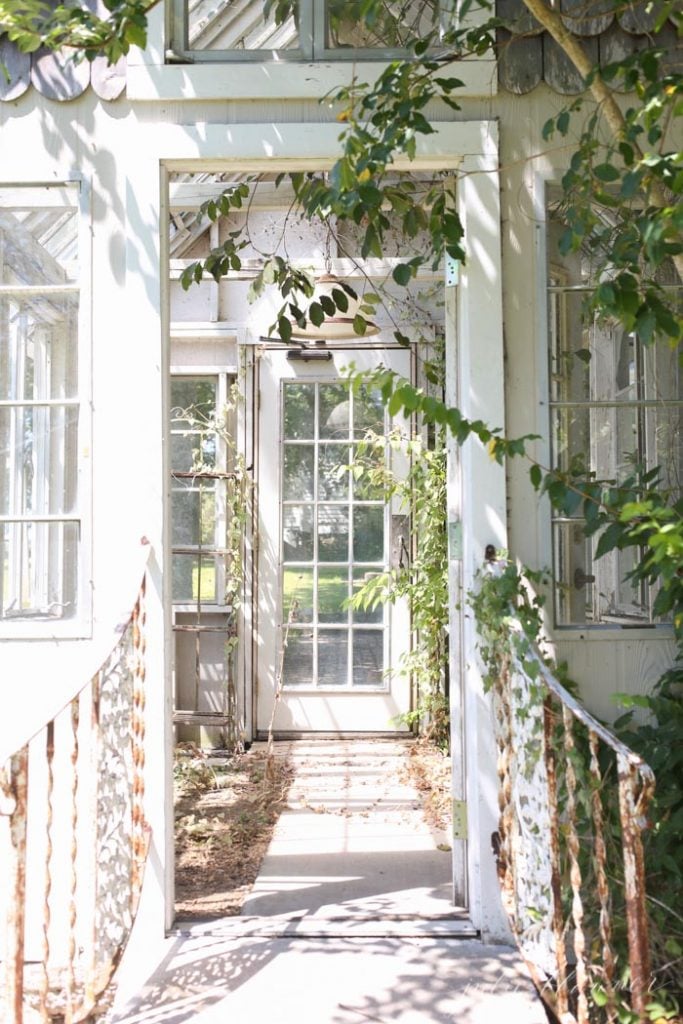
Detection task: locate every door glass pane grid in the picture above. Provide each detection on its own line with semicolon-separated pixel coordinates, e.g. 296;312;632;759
281;380;388;689
170;375;234;606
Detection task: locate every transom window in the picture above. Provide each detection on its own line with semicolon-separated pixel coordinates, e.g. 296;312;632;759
0;185;88;636
172;0;453;61
547;214;682;627
281;380;390;689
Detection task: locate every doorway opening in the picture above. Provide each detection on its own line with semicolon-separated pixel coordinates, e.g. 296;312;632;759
165;167;462;920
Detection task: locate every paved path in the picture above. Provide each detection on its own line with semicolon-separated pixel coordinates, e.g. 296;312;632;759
111;739;546;1024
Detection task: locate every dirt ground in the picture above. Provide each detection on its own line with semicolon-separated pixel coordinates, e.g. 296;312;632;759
174;739;451;921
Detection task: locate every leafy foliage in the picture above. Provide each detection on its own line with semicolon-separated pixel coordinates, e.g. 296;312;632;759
349;425;450;747
543;43;683;345
0;0;157;62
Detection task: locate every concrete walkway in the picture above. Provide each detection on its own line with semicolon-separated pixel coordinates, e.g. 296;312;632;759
111;739;547;1024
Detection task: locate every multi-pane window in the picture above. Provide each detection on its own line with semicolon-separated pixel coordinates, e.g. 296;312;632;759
0;186;86;634
170;374;234;606
548;241;682;626
172;0;453;61
281;380;391;688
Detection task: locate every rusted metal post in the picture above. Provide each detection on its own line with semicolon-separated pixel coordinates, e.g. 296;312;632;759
543;697;569;1020
5;745;29;1024
617;756;654;1022
65;698;80;1024
131;578;147;901
40;722;55;1021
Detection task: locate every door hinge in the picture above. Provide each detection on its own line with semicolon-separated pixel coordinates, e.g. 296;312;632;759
445;255;459;287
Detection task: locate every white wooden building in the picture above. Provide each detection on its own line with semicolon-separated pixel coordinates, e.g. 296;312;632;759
0;0;680;953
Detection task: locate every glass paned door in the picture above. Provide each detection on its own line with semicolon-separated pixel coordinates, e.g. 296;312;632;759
256;347;412;734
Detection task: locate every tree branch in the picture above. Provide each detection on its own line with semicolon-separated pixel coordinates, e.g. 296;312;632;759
520;0;683;284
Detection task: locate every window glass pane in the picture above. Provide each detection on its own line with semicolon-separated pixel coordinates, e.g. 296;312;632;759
326;0;445;49
353;385;384;437
318;505;348;561
283;444;314;500
352;630;384;687
319;383;349;439
0;206;79;285
283;567;314;622
0;521;78;621
318;629;348;686
282;628;314;687
353;506;384;562
318;566;348;623
284;383;315;440
318;443;349;500
283;505;314;561
171;431;217;473
171;482;217;546
548;290;590;406
352;568;383;623
652;405;683;493
171;377;217;420
187;0;300;52
0;296;79;401
172;553;217;602
0;406;78;516
352;442;386;500
645;337;683;403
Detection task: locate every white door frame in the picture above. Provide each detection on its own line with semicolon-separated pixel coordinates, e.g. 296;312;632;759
153;119;507;939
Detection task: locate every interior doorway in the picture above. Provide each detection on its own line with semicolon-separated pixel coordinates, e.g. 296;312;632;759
166;167;464;919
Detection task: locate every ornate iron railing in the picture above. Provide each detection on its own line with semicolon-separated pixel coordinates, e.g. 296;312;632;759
490;616;655;1024
1;571;151;1023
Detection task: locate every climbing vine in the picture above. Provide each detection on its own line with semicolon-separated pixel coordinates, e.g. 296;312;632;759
350;425;450;747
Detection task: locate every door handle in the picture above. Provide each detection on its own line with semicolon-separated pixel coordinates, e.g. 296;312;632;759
574;567;596;590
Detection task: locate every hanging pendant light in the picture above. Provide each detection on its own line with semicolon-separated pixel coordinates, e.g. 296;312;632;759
289;274;380;342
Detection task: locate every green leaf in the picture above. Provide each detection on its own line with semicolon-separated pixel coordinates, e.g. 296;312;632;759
309;302;325;327
392;263;413;286
353;313;368;335
594;522;624;560
331;288;349;313
278;316;292;343
529;464;542;490
593;162;620;182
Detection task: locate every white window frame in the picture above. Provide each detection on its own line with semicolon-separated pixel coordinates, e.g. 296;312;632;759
0;183;91;639
170;366;238;612
544;224;682;631
169;0;455;63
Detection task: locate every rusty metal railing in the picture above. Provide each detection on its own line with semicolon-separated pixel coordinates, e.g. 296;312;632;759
489;617;655;1024
1;572;151;1023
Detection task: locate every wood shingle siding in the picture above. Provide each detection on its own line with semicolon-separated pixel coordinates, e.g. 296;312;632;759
498;0;683;94
0;42;125;102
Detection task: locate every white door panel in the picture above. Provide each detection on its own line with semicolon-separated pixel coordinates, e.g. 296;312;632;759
256;346;412;734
